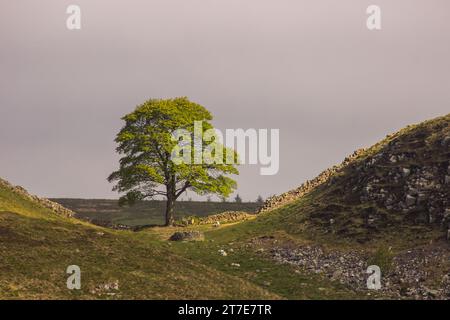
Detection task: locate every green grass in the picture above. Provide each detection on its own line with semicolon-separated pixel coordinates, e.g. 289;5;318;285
0;212;283;299
0;186;277;299
151;225;361;299
1;181;359;299
367;246;394;273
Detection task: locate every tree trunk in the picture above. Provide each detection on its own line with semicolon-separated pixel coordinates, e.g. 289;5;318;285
165;195;175;226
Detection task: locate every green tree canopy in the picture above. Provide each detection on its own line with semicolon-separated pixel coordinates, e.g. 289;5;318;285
108;97;239;226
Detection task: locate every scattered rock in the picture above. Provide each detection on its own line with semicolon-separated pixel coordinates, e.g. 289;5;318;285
169;231;204;241
262;241;450;300
199;211;254;225
402;168;411;177
423;287;439;298
405;195;417;207
90;280;120;296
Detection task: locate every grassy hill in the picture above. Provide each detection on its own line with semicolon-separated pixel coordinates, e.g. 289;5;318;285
51;198;259;227
0;179;278;299
0;178;354;299
259;114;450;244
1;114;448;300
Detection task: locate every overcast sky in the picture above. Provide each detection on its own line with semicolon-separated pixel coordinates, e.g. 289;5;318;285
1;0;449;201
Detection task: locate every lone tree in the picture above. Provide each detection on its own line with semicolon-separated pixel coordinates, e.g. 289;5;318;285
108;97;239;226
234;194;242;203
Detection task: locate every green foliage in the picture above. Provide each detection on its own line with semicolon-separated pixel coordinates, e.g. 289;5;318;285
108;97;239;225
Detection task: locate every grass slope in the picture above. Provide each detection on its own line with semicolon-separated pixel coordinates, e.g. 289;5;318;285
0;184;277;299
1;180;355;299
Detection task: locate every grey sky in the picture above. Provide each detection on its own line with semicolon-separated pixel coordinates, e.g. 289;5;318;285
1;0;449;201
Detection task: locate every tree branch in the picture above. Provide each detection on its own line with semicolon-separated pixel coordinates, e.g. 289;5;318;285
175;181;191;199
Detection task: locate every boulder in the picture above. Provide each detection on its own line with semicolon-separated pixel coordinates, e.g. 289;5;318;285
417;193;428;204
402;168;411;177
169;231;204;241
405;195;416;207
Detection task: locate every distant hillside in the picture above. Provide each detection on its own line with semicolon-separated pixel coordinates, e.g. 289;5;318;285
51;198;260;227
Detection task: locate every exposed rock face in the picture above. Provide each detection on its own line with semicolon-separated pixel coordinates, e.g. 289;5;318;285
169;231;204;241
258;114;450;238
0;178;74;217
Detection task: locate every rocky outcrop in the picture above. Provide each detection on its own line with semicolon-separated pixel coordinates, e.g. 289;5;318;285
258;114;450;238
0;178;74;217
169;231;204;241
357;159;449;227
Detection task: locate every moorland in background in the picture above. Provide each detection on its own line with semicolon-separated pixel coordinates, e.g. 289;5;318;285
52;198;260;227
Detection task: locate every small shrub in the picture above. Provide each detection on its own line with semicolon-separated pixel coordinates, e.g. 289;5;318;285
368;246;394;274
